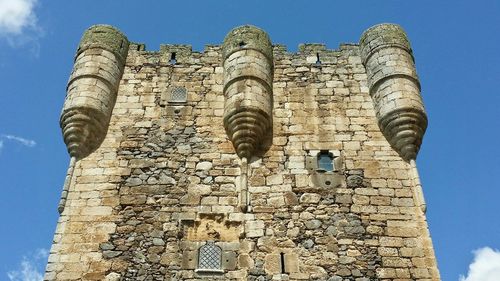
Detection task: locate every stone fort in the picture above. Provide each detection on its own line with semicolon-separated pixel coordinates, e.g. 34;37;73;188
45;24;440;280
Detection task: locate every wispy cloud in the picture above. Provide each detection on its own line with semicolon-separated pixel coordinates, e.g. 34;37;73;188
3;134;36;147
0;134;37;153
7;248;48;281
0;0;43;54
460;247;500;281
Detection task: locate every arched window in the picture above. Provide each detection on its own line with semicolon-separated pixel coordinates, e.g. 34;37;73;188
317;150;334;172
197;241;222;273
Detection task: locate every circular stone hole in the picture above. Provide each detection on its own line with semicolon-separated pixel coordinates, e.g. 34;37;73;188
325;181;331;186
174;109;181;114
239;41;246;47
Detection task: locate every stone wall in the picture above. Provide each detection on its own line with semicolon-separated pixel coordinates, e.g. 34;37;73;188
45;25;440;281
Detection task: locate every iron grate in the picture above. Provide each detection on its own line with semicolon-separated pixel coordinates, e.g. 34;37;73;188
198;241;222;270
170;87;187;103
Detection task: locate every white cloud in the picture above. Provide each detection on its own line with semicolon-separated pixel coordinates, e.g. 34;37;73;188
7;249;48;281
3;134;36;147
0;0;43;54
460;247;500;281
0;0;38;35
0;133;36;152
0;134;36;154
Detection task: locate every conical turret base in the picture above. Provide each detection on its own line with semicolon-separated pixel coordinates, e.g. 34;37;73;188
379;108;427;161
223;107;271;159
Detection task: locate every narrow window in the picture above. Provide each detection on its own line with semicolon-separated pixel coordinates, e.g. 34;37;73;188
280;252;286;274
315;53;322;65
197;241;223;273
317;150;334;172
169;52;177;64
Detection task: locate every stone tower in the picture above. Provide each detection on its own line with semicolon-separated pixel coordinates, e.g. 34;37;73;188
46;24;440;280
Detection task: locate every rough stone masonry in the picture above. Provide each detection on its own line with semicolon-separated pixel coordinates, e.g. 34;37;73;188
46;24;440;280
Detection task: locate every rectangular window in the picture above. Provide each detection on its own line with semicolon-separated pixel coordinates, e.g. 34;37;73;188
317;150;334;172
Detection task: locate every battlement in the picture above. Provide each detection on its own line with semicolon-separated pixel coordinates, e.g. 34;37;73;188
121;43;361;70
127;40;358;54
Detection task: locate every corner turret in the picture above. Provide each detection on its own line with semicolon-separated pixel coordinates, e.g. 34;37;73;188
360;24;427;161
58;25;129;213
61;25;129;159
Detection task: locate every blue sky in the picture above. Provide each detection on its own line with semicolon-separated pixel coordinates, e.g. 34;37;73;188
0;1;499;280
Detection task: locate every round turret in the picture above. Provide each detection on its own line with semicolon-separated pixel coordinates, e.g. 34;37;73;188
360;24;427;161
222;25;274;159
60;25;129;159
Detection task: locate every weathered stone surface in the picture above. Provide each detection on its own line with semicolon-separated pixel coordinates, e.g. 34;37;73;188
305;219;322;229
103;250;122;258
222;25;273;159
47;23;439;281
195;161;213;171
104;272;121;281
299;193;321;204
264;254;281;275
360;24;427;161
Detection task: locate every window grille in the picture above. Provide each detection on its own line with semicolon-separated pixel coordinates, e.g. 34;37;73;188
197;241;222;272
169;87;187;103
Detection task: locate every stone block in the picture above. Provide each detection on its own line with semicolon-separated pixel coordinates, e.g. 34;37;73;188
264;254;281;275
246;220;265;238
267;174;284;185
299;193;321;204
222;251;237;270
284;253;299;273
238;254;254;268
80;206;113;216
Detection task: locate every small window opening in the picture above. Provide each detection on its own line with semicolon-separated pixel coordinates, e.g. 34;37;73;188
239;41;246;48
280;252;286;274
196;241;223;273
169;87;187;103
137;45;141;51
315;53;322;65
317;150;334;172
169;52;177;64
120;40;124;49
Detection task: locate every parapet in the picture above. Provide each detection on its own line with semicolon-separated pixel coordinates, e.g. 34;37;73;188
76;25;129;64
360;23;412;61
222;25;273;63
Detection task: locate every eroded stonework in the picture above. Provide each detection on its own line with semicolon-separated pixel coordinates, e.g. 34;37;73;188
46;24;440;280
